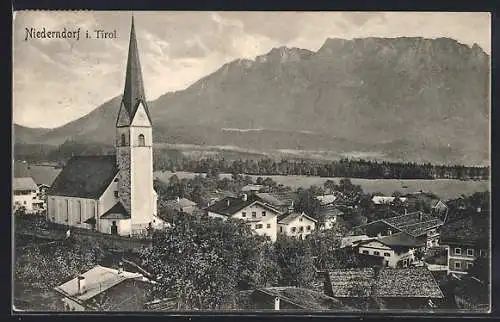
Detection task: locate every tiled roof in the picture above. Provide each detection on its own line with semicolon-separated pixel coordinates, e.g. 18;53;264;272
382;211;443;237
241;184;264;192
54;265;147;302
440;215;489;245
278;212;317;225
316;194;337;205
375;232;424;248
327;268;375;297
206;195;281;217
372;196;407;205
373;268;444;298
13;177;38;191
48;155;118;199
100;201;131;219
256;192;291;207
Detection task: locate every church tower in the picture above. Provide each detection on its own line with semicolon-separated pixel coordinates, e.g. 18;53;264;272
116;17;156;231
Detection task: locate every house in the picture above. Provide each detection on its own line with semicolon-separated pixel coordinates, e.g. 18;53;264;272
241;184;264;193
354;232;425;268
164;197;197;215
431;200;449;222
235;287;349;311
357;211;444;248
53;264;155;311
206;194;281;242
319;206;344;230
371;196;407;205
47;18;161;236
323;268;443;310
440;215;489;276
13;177;40;214
277;212;317;240
315;194;337;206
340;235;371;248
372;268;444;310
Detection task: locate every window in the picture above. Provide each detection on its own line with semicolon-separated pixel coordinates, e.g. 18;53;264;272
267;223;271;229
362;250;369;254
23;201;27;205
114;178;119;182
262;211;266;216
299;226;304;232
467;249;474;256
121;134;126;146
256;224;263;229
280;226;283;233
66;199;69;222
252;212;256;218
114;191;119;198
299;217;303;222
467;262;474;270
291;227;297;233
77;200;82;223
455;262;461;269
138;134;145;146
479;249;487;257
242;212;246;217
454;248;462;255
307;225;311;231
374;251;380;256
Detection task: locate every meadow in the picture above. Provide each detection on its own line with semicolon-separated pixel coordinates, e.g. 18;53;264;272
154;171;489;200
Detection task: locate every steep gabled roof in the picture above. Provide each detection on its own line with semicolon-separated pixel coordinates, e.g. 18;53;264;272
48;155;118;199
375;232;424;248
101;201;131;219
117;16;152;127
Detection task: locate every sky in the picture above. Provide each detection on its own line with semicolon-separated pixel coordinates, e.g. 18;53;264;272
13;11;491;128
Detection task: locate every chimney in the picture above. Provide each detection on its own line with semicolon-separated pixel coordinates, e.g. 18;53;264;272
118;261;123;274
274;296;280;310
77;275;86;295
242;193;248;201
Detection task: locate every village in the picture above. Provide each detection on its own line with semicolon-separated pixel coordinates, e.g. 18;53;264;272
13;16;490;313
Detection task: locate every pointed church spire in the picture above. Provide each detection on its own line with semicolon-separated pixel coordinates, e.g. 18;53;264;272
118;15;152;126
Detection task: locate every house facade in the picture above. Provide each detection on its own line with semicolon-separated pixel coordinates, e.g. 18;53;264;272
440;215;489;276
355;232;423;268
277;212;317;239
206;194;281;242
46;18;160;236
13;177;39;214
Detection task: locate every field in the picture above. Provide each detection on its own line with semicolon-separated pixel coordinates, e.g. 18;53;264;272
154;171;489;200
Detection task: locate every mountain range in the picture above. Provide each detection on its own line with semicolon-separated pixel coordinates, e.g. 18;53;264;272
14;37;490;165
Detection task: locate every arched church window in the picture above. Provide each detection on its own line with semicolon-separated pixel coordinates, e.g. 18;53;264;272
138;134;145;147
121;134;126;146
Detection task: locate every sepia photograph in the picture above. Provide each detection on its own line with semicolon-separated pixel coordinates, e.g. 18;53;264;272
12;11;491;313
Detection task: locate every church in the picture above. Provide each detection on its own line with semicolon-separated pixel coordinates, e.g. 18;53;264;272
47;18;161;236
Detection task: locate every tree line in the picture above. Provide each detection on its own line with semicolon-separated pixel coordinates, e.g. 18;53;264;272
156;156;489;181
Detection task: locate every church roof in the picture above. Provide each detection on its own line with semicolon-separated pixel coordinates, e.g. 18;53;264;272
48;155;118;199
101;201;131;219
117;16;152;127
